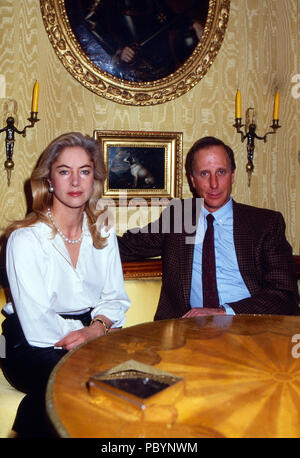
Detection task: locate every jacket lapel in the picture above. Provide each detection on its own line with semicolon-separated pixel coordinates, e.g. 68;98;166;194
232;200;256;288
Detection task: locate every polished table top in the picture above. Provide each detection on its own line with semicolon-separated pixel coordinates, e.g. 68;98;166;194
46;315;300;438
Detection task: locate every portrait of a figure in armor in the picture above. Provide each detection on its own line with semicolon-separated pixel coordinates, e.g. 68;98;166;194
65;0;209;82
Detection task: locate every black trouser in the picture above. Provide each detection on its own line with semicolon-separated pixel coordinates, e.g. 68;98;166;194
1;311;91;437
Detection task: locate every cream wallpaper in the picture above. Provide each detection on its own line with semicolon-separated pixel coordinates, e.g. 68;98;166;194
0;0;299;252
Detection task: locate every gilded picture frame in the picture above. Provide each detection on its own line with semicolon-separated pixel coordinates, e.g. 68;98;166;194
40;0;230;106
94;130;182;205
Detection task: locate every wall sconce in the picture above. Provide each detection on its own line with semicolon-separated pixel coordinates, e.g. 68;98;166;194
233;89;281;186
0;81;40;186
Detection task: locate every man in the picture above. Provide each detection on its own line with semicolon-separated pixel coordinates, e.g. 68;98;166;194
118;137;299;320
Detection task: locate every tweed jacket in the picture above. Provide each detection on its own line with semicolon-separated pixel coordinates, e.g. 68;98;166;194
118;199;299;320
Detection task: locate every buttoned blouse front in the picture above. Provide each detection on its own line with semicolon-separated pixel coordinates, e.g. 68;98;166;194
5;216;130;347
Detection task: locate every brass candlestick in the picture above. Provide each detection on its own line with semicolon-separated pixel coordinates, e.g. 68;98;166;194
233;107;281;186
0;111;39;185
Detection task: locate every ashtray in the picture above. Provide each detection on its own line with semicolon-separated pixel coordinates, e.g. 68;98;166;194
86;360;184;412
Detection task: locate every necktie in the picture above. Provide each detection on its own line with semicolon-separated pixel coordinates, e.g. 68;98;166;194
202;214;220;308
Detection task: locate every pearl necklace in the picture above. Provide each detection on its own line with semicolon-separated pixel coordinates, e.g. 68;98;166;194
47;208;83;244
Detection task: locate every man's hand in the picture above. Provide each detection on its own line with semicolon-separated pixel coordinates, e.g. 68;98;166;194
182;307;226;318
120;46;136;63
192;21;204;40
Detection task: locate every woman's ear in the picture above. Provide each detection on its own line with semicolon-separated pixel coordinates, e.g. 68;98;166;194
47;179;54;193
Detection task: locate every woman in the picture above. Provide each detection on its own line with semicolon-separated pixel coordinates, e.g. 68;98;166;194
1;132;130;436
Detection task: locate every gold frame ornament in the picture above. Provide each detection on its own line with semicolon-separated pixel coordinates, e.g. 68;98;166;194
94;130;182;205
40;0;230;106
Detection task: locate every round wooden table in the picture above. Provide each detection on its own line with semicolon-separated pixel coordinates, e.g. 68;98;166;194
46;315;300;438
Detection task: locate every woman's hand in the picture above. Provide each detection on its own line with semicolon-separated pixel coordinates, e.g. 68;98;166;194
54;326;101;351
55;315;113;351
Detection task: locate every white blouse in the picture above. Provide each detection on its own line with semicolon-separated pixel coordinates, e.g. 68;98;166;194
4;216;130;347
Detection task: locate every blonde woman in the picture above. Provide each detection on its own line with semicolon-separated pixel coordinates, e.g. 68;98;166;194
1;132;130;436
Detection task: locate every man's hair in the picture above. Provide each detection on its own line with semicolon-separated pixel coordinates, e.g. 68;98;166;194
185;136;236;179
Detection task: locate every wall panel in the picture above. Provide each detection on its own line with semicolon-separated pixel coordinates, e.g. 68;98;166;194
0;0;298;252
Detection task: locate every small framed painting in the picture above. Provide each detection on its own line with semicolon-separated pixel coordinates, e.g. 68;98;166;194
94;130;183;205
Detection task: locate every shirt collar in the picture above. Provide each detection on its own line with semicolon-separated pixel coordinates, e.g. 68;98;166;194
204;197;233;225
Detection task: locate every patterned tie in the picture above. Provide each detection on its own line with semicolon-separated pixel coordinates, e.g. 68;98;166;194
202;214;220;308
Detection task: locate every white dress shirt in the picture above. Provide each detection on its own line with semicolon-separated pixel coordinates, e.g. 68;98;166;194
4;215;130;347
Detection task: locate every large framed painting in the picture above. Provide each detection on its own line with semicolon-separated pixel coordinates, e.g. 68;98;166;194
40;0;230;105
94;130;182;205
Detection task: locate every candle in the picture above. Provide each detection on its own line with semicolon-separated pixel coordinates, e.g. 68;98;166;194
273;90;279;120
31;80;39;112
235;89;241;119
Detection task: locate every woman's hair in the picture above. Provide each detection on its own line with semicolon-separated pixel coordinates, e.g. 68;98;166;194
6;132;108;249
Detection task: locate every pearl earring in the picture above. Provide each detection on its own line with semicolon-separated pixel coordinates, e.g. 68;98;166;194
49;184;54;193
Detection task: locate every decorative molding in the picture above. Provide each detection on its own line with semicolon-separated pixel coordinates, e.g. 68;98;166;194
122;259;162;280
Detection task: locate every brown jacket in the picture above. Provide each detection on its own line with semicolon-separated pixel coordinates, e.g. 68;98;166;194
118;199;299;320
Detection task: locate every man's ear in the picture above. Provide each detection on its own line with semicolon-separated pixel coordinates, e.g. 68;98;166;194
189;174;195;189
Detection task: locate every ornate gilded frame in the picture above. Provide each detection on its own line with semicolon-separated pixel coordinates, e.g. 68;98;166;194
94;129;182;205
40;0;230;106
